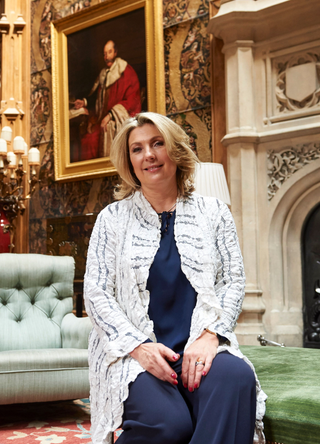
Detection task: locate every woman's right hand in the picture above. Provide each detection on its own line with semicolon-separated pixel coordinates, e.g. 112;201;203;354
130;342;180;385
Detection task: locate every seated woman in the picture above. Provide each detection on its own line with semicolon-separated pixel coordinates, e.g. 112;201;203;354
84;112;267;444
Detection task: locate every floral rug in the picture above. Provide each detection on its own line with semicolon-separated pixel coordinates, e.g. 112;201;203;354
0;399;91;444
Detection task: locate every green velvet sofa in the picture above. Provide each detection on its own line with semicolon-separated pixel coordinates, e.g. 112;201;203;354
240;345;320;444
0;253;92;405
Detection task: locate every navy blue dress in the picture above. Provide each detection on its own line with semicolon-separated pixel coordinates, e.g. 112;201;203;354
117;211;257;444
147;210;197;357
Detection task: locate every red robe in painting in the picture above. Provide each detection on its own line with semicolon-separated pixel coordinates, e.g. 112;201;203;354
104;64;141;118
78;62;141;161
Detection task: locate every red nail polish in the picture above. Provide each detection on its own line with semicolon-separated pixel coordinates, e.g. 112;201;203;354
173;355;178;360
171;373;176;379
173;380;178;385
194;383;198;389
183;383;187;388
189;387;193;392
202;371;207;376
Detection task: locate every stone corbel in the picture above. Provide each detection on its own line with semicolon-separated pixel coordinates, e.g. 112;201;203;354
0;13;10;34
14;14;26;34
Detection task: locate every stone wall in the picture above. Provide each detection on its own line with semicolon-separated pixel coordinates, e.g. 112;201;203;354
209;0;320;346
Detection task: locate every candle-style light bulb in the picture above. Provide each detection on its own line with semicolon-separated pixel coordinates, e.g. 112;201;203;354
13;136;25;154
0;138;7;156
28;147;40;165
7;151;17;168
1;126;12;142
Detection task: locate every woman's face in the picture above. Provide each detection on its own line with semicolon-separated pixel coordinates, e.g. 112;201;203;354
128;123;177;192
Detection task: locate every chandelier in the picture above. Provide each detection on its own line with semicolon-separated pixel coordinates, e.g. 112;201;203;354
0;126;40;252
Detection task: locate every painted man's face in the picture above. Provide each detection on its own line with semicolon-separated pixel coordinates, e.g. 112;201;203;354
104;42;117;69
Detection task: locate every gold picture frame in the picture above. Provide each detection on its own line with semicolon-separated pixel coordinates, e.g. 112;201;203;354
51;0;165;182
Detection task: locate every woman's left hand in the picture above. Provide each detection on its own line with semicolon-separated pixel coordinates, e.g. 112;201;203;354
181;330;219;392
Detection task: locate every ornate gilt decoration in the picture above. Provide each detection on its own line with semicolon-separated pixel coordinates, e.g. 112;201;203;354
275;52;320;113
51;0;165;182
267;143;320;200
0;155;40;252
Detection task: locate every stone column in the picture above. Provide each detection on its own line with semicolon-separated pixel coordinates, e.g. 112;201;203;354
208;7;266;344
223;40;266;343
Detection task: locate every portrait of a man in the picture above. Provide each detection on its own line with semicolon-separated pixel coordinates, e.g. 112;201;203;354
67;8;146;163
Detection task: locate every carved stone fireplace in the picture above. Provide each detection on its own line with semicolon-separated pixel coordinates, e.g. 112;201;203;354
209;0;320;346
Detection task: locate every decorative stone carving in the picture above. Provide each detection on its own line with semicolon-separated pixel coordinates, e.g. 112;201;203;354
275;52;320;113
267;143;320;200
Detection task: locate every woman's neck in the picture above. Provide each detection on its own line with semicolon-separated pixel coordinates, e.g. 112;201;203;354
141;185;178;214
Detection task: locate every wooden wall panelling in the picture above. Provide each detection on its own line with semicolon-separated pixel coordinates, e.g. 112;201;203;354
1;0;31;253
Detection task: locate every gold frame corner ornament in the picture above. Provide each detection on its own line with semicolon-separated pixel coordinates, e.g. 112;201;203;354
51;0;165;182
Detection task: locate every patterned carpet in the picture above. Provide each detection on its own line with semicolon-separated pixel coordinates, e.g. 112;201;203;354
0;399;91;444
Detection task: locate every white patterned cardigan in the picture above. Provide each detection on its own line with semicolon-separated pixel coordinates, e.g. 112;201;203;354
84;191;267;444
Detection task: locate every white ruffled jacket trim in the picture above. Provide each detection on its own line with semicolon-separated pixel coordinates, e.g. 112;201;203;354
84;191;267;444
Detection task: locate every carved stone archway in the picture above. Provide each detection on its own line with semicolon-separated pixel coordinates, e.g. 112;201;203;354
209;0;320;345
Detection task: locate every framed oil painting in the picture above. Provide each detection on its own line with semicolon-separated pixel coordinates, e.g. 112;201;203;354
51;0;165;181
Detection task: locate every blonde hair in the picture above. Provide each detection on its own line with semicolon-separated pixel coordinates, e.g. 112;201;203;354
110;112;199;200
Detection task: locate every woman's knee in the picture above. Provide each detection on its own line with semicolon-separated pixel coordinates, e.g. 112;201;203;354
157;408;193;444
230;356;256;393
122;372;193;444
121;403;193;444
205;352;256;394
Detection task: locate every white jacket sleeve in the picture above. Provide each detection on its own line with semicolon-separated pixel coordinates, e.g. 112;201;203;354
84;208;149;364
208;201;246;337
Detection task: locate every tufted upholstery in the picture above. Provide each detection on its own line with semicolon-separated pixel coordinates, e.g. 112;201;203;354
0;253;92;405
0;254;75;351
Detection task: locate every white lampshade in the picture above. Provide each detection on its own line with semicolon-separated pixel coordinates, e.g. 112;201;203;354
28;147;40;165
0;138;7;156
194;162;231;205
24;141;28;156
1;126;12;142
7;151;17;168
13;136;25;154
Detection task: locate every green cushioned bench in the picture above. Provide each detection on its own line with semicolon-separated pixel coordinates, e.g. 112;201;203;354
240;346;320;444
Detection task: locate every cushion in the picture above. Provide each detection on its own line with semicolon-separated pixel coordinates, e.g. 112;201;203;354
0;348;89;373
0;348;90;405
0;254;74;351
241;345;320;444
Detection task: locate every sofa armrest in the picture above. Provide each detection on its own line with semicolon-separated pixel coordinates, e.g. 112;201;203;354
61;313;92;349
